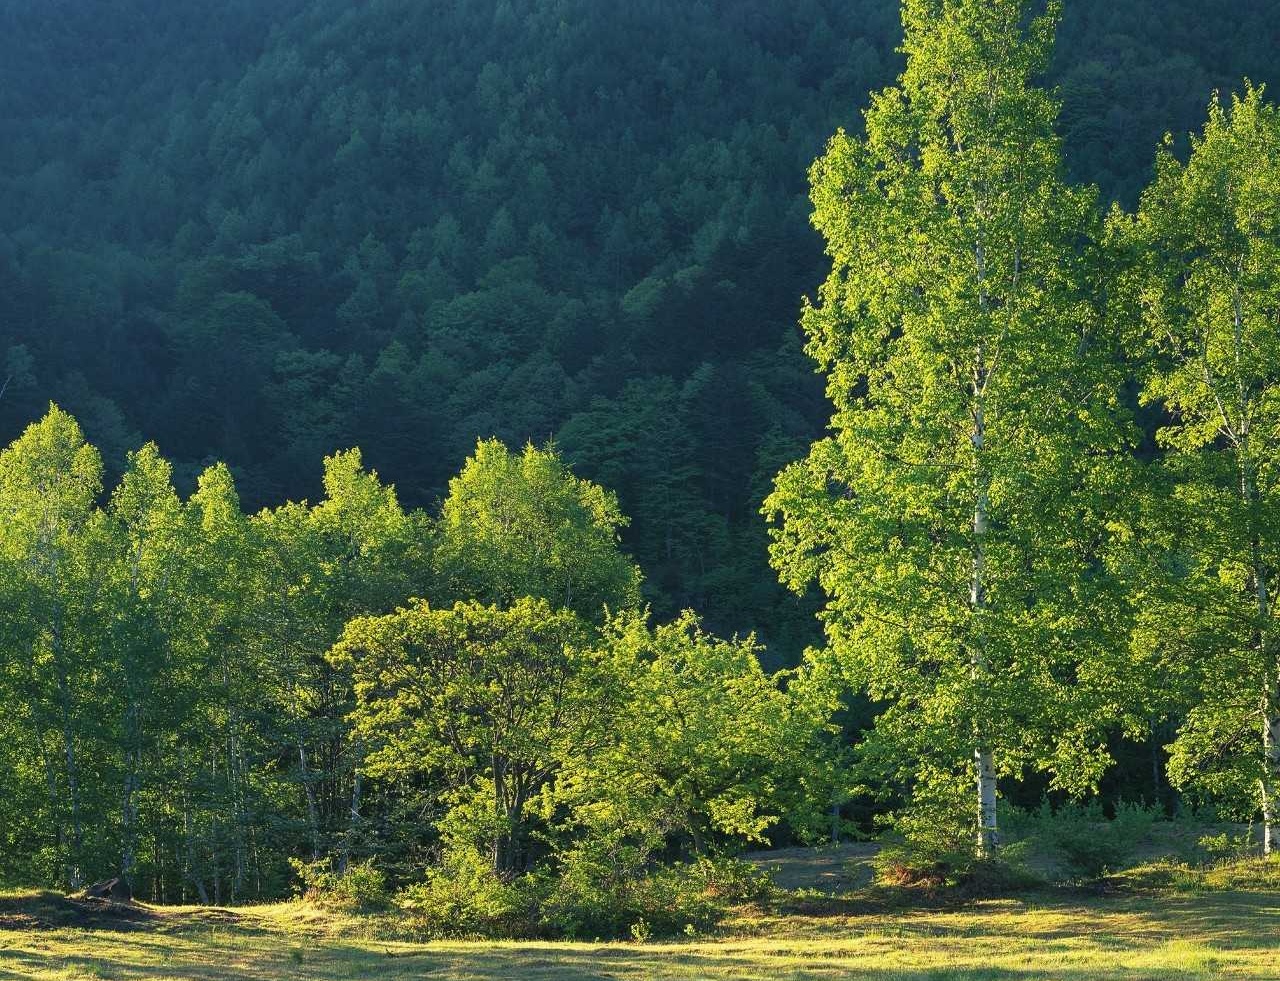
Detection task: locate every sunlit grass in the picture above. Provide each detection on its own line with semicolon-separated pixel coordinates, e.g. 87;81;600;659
1;886;1278;980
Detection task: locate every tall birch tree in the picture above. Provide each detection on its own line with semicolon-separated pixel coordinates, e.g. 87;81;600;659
1119;85;1280;854
766;0;1132;854
105;443;187;890
0;406;105;887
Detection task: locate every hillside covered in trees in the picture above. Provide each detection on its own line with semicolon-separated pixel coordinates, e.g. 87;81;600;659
5;0;1280;944
2;0;1278;655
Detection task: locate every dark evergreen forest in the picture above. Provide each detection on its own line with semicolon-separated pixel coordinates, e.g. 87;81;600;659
1;0;1277;660
7;0;1280;922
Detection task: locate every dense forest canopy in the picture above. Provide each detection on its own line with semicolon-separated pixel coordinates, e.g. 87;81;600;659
4;0;1280;932
2;0;1279;657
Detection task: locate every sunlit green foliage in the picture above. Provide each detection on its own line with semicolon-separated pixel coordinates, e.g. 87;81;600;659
1;0;1273;654
1115;85;1280;849
767;0;1137;855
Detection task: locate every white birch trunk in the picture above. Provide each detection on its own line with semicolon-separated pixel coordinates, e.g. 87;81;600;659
1265;689;1279;856
969;233;999;856
1241;452;1278;856
1257;556;1278;856
971;335;998;856
298;737;321;862
972;466;998;855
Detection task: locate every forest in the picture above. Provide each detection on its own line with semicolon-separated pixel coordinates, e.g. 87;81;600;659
3;0;1280;952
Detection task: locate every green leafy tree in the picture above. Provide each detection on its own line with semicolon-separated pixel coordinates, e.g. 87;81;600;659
104;443;188;888
175;461;262;903
332;597;592;876
433;439;642;620
0;405;105;887
1118;84;1280;853
766;0;1132;855
558;611;839;856
251;449;416;867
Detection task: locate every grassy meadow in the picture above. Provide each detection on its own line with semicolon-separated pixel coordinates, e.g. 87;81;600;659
3;847;1278;981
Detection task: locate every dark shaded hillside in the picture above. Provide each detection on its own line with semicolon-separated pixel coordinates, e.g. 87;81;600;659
0;0;1275;654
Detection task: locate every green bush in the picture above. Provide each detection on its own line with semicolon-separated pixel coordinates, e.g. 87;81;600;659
288;857;389;911
688;857;776;905
538;847;723;939
396;848;542;938
1010;800;1160;880
1197;830;1256;862
397;839;750;940
873;798;985;887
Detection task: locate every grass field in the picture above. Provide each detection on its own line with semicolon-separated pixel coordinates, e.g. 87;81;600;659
2;849;1278;980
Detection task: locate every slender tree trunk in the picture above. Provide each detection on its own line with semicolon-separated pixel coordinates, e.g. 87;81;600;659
1255;535;1278;856
52;616;85;889
689;824;706;856
181;783;192;904
297;737;321;861
121;697;141;887
180;754;210;904
251;823;263;899
152;834;162;903
35;723;69;885
1242;457;1278;856
341;739;364;874
971;355;998;857
970;235;999;857
491;757;508;875
225;689;245;899
26;654;68;886
1265;686;1280;857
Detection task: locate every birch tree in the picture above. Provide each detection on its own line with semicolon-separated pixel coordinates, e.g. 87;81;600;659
766;0;1132;855
176;462;258;903
1120;85;1280;854
433;439;643;622
0;406;105;887
105;443;186;889
251;449;414;867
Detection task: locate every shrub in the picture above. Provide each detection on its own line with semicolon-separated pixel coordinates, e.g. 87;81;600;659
538;850;722;939
688;857;776;905
288;857;388;911
872;798;1043;893
1009;800;1160;880
396;833;759;941
873;798;983;887
396;848;541;938
1197;830;1256;862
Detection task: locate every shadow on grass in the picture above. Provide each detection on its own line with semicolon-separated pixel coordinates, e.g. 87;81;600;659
0;941;1246;981
0;889;1276;980
0;890;265;937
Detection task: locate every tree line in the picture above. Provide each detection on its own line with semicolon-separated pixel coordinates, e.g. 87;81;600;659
3;0;1280;927
2;0;1277;666
0;413;835;908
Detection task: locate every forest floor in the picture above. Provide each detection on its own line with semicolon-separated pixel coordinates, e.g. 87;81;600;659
2;848;1278;981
